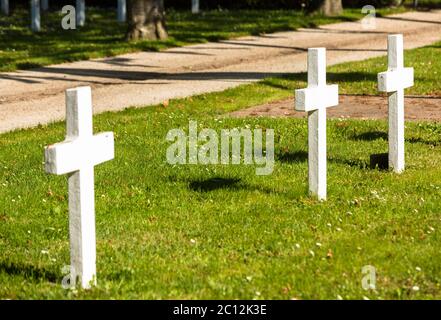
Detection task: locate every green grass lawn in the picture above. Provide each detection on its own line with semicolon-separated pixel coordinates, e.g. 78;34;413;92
0;40;440;299
0;6;408;72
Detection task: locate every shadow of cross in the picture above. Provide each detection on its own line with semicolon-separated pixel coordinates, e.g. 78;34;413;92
295;48;339;201
44;87;114;289
378;34;414;173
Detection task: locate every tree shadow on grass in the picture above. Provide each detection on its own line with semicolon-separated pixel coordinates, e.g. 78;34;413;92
277;150;308;163
189;177;241;192
424;43;441;49
407;137;440;147
327;71;379;83
261;71;378;91
350;131;388;141
265;71;379;87
350;131;440;146
280;71;378;83
0;261;58;283
330;157;369;169
278;150;369;169
188;177;278;195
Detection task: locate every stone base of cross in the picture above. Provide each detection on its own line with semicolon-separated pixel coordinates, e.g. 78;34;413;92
295;48;339;200
45;87;114;289
378;34;414;173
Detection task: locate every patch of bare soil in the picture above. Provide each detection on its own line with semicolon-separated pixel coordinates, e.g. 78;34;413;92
229;95;441;121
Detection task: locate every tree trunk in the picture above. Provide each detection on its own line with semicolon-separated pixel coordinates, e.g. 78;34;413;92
315;0;343;16
126;0;168;41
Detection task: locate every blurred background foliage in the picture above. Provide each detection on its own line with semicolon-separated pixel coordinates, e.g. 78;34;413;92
4;0;440;11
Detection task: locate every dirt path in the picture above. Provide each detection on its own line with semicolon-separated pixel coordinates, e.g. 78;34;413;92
229;95;441;121
1;10;441;133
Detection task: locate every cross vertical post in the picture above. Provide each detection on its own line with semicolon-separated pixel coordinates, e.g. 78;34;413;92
117;0;126;22
76;0;86;27
295;48;338;200
67;87;96;289
41;0;48;11
378;34;414;173
1;0;9;15
192;0;200;14
31;0;41;32
45;87;114;289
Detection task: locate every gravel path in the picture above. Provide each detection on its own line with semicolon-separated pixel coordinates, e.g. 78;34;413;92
0;10;441;133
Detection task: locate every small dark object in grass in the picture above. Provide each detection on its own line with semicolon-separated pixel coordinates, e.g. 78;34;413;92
370;153;389;170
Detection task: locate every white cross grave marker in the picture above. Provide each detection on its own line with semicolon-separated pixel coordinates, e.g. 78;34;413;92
76;0;86;27
45;87;114;289
31;0;41;32
192;0;200;14
295;48;338;200
378;34;414;173
1;0;9;15
117;0;126;22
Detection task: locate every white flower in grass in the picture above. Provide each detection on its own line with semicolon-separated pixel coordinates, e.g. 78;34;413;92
412;286;420;291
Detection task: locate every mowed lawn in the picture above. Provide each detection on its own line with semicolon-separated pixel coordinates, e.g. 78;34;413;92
0;41;440;299
0;6;407;72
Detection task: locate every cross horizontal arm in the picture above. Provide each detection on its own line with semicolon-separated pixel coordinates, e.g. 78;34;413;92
295;84;338;112
45;132;114;175
378;67;414;92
